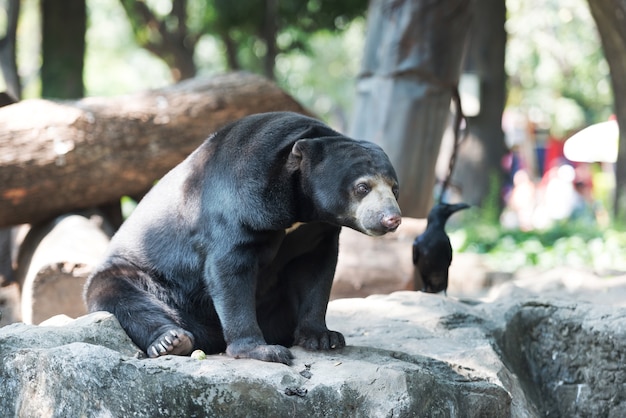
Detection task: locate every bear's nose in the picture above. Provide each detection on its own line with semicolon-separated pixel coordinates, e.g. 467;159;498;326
381;213;401;231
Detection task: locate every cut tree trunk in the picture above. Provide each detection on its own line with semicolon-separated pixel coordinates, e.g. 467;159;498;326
332;218;425;300
0;72;310;228
450;0;508;208
350;0;472;218
16;211;114;324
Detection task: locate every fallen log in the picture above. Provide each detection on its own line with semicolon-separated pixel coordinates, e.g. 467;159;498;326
16;211;114;324
0;72;311;227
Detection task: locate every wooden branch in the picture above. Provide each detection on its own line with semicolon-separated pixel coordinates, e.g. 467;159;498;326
0;72;311;227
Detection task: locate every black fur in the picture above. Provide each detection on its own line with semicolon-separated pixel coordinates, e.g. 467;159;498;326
85;112;401;364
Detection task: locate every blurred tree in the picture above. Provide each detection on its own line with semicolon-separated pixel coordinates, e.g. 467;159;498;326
451;0;508;208
118;0;367;81
588;0;626;219
0;0;20;99
506;0;612;134
0;45;16;284
119;0;198;81
41;0;85;98
350;0;472;218
212;0;367;79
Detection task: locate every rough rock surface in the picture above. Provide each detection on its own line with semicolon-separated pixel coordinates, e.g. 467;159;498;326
491;284;626;417
2;275;625;417
1;301;515;417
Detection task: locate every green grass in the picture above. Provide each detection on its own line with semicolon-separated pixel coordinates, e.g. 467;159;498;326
450;214;626;274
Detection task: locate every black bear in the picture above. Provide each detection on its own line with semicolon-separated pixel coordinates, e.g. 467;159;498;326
84;112;401;365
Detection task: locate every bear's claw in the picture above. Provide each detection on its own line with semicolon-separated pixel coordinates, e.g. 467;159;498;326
227;343;294;365
295;329;346;351
147;328;194;358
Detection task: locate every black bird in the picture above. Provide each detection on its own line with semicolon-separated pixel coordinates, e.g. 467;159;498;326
413;202;470;294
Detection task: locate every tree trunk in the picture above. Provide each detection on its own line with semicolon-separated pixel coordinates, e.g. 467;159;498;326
350;0;472;218
0;229;12;286
0;0;21;100
263;0;279;80
587;0;626;219
0;72;311;228
0;89;17;287
119;0;198;82
449;0;507;208
41;0;86;98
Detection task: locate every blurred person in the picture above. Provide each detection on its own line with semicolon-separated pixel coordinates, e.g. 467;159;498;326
540;163;578;223
501;169;536;230
572;163;605;224
501;144;527;204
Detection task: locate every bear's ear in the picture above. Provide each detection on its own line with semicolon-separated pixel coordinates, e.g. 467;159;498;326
291;140;304;158
287;139;308;169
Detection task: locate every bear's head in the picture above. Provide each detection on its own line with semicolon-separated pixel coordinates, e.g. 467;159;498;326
289;138;402;236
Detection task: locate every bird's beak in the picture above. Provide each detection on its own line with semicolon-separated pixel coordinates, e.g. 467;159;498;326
450;203;470;213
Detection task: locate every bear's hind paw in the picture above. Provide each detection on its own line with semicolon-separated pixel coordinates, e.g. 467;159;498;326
147;328;194;358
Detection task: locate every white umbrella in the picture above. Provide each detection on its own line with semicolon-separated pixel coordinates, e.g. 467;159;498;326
563;120;619;163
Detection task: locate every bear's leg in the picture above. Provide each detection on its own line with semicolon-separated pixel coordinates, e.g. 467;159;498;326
287;231;346;350
85;267;195;358
255;283;298;347
207;253;294;365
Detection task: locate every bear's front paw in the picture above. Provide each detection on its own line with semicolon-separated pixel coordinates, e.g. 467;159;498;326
227;342;294;365
295;328;346;351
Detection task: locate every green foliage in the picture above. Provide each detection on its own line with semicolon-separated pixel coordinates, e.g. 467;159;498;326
451;214;626;273
275;18;365;121
120;196;138;219
480;172;504;224
506;0;613;134
116;0;367;79
15;0;41;98
449;169;626;273
85;0;173;96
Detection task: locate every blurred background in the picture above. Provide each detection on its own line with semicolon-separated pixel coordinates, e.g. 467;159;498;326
2;0;625;277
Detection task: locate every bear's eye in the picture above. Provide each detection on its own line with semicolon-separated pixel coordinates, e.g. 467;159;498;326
392;185;399;199
355;183;370;196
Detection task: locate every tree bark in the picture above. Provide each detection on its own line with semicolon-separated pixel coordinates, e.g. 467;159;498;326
41;0;86;98
0;89;17;287
0;0;21;100
587;0;626;219
449;0;507;208
263;0;279;80
350;0;472;218
0;72;311;228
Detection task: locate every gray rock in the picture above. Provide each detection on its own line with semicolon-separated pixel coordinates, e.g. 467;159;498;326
1;277;625;417
1;295;516;418
497;298;626;417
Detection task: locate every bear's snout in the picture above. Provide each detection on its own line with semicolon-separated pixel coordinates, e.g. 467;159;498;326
350;178;402;236
381;213;402;231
